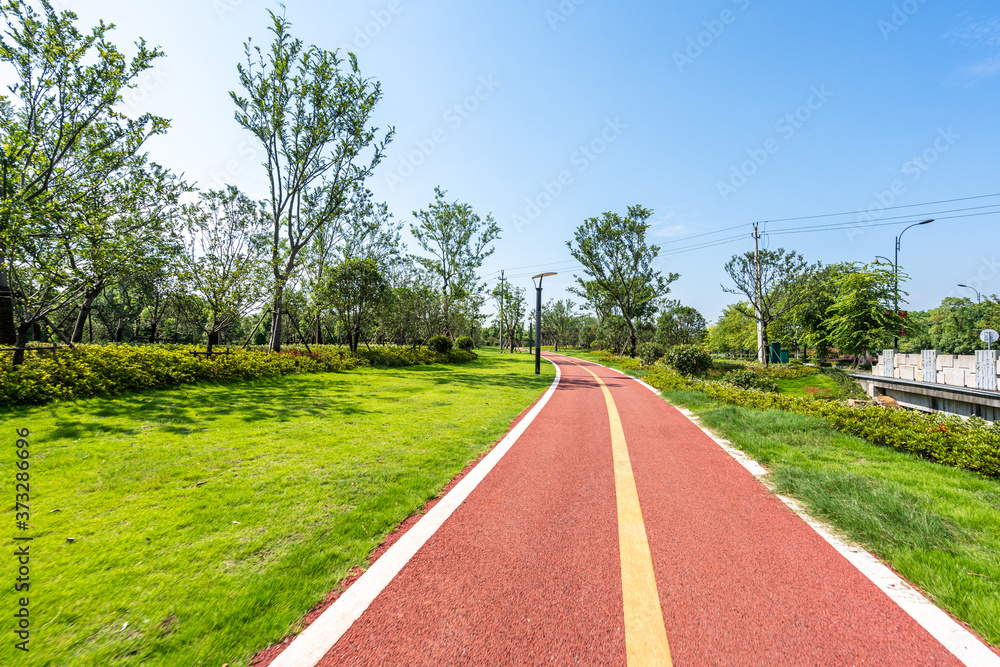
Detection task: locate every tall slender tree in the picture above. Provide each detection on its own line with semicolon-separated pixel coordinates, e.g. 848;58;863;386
231;10;392;352
410;186;500;337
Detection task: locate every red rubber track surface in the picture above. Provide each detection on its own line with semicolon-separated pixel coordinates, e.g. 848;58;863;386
317;355;961;666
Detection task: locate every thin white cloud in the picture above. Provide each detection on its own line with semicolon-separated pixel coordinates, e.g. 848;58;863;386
945;15;1000;84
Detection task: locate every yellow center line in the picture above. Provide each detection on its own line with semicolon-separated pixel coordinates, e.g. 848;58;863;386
575;362;673;666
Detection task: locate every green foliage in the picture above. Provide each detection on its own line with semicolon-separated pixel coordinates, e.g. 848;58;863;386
567;205;678;356
231;11;391;351
818;367;869;400
635;341;666;366
660;344;712;376
900;297;1000;355
324;257;390;353
643;365;692;390
826;262;902;357
427;335;453;353
0;343;477;407
655;301;707;347
456;335;475;351
721;369;779;393
645;375;1000;478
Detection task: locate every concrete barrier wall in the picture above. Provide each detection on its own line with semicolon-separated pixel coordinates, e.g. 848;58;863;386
873;350;1000;392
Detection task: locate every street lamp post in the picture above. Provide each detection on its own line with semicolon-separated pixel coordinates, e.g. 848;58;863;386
532;272;557;375
893;219;934;348
958;284;982;304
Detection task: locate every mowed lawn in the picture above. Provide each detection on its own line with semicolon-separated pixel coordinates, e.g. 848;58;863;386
1;349;553;666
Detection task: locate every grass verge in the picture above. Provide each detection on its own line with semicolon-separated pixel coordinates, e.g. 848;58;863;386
1;349;552;666
555;349;1000;649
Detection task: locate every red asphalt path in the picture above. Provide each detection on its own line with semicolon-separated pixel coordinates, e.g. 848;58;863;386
310;354;968;665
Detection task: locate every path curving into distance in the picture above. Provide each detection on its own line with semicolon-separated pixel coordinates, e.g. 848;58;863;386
266;353;997;666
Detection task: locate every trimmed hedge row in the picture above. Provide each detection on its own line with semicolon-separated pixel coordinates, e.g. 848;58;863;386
641;370;1000;478
1;344;477;407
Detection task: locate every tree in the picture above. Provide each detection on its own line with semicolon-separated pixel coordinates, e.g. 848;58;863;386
232;10;392;352
491;282;526;352
0;0;169;362
176;186;269;354
410;186;500;336
825;263;903;364
706;303;757;357
543;299;578;351
723;248;817;364
655;300;707;347
324;257;389;353
567;205;677;357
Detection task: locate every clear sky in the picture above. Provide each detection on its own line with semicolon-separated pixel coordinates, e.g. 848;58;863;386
31;0;1000;322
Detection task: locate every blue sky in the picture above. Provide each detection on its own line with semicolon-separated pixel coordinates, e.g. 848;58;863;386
37;0;1000;322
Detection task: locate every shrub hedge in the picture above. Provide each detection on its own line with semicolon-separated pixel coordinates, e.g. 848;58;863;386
0;344;476;407
660;345;712;376
640;371;1000;479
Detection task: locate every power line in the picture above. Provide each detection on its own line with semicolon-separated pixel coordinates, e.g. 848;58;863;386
657;191;1000;246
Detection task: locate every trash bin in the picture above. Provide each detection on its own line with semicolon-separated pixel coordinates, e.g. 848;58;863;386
779;349;789;365
769;342;781;364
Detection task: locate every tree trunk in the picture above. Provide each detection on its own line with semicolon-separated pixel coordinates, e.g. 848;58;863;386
350;324;360;354
269;288;284;353
207;330;218;355
315;316;323;345
149;322;158;344
0;267;15;345
12;322;30;366
71;281;105;343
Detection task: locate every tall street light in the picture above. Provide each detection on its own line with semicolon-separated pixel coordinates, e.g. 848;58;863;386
532;272;557;374
958;284;982;304
893;219;933;347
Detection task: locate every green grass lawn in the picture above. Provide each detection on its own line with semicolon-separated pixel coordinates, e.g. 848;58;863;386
675;398;1000;649
554;350;1000;649
773;373;839;398
2;349;553;666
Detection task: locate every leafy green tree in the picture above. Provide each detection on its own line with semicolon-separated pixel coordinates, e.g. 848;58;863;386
324;257;389;353
176;186;269;354
492;282;526;352
655;300;707;347
543;299;578;351
706;302;757;357
825;262;902;364
410;187;500;336
232;10;392;352
0;0;168;361
567;205;677;357
723;248;818;364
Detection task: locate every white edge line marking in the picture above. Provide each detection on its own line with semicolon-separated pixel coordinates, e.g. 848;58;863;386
671;411;1000;667
552;353;999;665
268;360;562;667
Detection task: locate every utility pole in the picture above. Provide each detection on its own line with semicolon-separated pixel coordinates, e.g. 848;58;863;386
498;270;506;353
753;222;764;364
